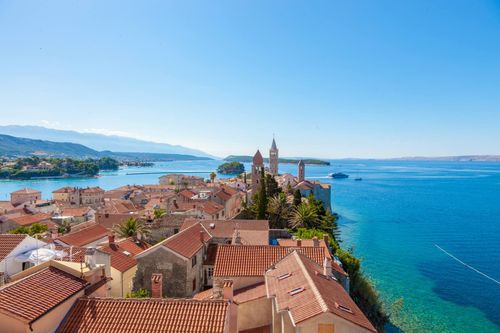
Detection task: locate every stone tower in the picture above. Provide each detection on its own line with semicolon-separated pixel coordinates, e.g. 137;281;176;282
269;137;279;176
298;160;305;183
252;150;264;192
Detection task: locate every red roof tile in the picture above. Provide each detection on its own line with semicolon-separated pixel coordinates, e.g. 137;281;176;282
266;251;376;332
99;238;150;272
9;213;52;226
52;187;77;194
158;223;211;258
60;207;92;217
0;266;88;323
214;245;326;277
56;224;109;247
182;219;268;237
10;188;41;194
0;234;27;261
56;298;230;333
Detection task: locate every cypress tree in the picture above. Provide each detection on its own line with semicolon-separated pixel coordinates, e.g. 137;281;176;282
257;168;268;219
293;189;302;206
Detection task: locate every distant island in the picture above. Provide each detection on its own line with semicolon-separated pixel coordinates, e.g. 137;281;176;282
392;155;500;162
0;134;212;162
217;161;245;175
0;157;119;179
225;155;330;165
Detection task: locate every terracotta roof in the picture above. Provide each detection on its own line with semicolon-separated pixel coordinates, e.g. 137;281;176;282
103;200;142;214
99;238;150;272
96;213;138;229
137;223;211;260
56;224;109;247
80;187;104;194
193;282;266;304
0;266;88;323
181;219;269;238
10;188;41;194
214;186;238;201
294;180;314;190
56;298;230;333
266;251;376;332
214;245;326;277
9;213;52;226
0;234;27;261
200;201;224;215
60;207;92;217
52;187;77;194
179;189;196;199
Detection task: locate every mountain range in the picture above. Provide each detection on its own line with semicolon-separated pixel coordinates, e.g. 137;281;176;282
0;125;214;158
0;134;211;161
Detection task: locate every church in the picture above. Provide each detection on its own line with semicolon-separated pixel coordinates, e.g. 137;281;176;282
251;138;331;211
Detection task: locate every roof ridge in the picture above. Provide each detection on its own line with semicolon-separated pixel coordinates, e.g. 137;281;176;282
293;251;329;314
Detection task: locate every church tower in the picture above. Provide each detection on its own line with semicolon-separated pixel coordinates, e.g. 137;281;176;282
252;150;264;192
269;137;279;176
298;160;305;183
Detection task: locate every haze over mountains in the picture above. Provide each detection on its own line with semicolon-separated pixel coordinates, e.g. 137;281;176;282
0;125;214;158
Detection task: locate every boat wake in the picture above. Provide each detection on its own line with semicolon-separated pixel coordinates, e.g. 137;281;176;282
434;244;500;286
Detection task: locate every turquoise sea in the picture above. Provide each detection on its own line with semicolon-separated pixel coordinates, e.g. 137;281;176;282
0;159;499;332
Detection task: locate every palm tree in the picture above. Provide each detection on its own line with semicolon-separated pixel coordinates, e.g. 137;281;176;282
210;172;217;184
113;217;151;240
290;203;319;229
153;208;166;220
267;193;291;228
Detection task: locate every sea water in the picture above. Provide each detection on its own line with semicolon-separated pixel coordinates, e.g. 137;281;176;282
0;159;498;332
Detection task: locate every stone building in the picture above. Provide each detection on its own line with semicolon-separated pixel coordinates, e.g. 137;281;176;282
10;188;41;206
251;150;264;193
269;138;279;176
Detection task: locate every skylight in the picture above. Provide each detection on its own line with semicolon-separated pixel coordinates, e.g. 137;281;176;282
336;303;353;313
122;251;131;256
278;273;291;280
289;287;304;296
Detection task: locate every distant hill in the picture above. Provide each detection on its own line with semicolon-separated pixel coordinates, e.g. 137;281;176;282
0;125;214;158
225;155;330;165
0;134;211;161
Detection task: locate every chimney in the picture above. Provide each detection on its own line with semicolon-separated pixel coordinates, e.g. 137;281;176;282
323;257;332;276
296;239;302;247
151;273;163;298
223;280;234;302
199;230;205;243
108;233;115;246
323;234;329;247
312;236;319;247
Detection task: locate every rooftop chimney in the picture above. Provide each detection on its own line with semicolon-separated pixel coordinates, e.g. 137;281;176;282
312;236;319;247
223;279;234;302
151;273;163;298
108;233;115;246
199;230;205;243
323;234;329;247
296;239;302;247
323;257;332;277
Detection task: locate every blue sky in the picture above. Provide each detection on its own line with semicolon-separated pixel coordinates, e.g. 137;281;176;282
0;1;499;158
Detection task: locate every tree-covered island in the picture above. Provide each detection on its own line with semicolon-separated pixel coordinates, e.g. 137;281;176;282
0;156;119;179
217;161;245;175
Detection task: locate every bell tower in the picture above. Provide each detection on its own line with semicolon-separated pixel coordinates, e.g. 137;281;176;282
298;160;305;183
269;137;279;176
252;150;264;192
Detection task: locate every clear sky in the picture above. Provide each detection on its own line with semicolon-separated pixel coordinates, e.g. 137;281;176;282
0;1;499;158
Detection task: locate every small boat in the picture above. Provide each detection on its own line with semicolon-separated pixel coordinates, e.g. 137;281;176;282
355;177;362;181
328;172;349;179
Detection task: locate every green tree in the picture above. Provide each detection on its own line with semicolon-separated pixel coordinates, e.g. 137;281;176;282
293;189;302;206
290;203;319;229
257;168;268;219
265;174;280;198
267;193;291;228
112;217;151;240
210;172;217;183
126;288;150;298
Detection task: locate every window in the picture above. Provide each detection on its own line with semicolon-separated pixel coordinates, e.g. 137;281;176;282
289;287;304;296
318;324;335;333
207;267;214;279
192;255;197;267
336;303;353;313
173;228;179;234
278;273;291;280
192;278;196;291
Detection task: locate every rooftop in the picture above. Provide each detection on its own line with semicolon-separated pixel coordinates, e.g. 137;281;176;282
0;266;88;323
214;245;326;277
10;188;41;195
56;224;108;247
56;298;230;333
0;234;27;261
99;238;150;272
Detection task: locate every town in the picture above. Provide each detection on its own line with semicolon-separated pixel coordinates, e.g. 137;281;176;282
0;139;380;333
